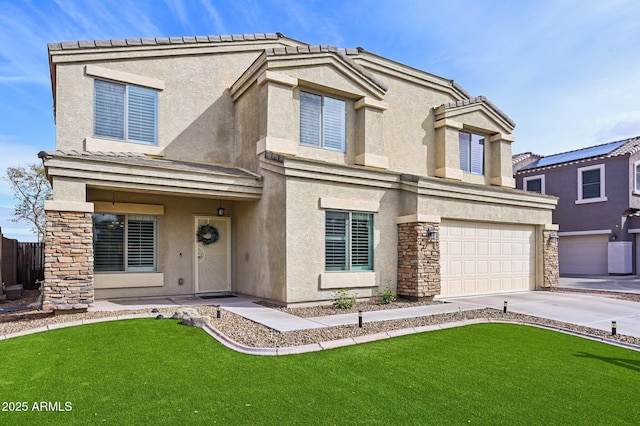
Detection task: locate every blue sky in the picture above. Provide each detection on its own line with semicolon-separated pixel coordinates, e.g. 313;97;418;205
1;0;640;241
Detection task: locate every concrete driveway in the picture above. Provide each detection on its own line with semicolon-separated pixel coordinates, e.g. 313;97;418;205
441;291;640;338
559;275;640;294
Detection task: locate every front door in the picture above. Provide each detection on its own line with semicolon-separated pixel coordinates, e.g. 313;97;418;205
195;216;231;293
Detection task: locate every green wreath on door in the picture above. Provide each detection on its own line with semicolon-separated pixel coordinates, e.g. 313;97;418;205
196;224;219;245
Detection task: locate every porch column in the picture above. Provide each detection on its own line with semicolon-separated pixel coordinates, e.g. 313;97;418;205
397;217;441;299
42;201;94;311
542;225;559;288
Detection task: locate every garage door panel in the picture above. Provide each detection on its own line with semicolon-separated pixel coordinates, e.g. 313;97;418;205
558;235;607;275
440;221;536;297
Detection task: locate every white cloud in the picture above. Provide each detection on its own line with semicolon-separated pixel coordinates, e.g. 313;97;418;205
199;0;227;35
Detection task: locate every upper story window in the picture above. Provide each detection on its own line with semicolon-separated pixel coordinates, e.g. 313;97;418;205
459;131;485;175
576;164;607;204
523;175;545;194
93;213;157;273
300;91;346;152
634;161;640;194
325;211;373;271
94;79;158;145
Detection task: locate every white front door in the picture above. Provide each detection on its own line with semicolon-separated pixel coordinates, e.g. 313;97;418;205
195;216;231;293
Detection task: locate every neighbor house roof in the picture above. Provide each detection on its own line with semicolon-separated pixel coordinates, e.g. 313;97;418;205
515;136;640;172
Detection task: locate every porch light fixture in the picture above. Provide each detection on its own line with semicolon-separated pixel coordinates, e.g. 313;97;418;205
427;227;439;241
217;200;225;217
548;233;559;244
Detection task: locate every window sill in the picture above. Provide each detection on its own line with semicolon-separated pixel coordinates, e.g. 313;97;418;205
95;272;164;289
320;271;375;289
575;196;608;205
85;137;164;156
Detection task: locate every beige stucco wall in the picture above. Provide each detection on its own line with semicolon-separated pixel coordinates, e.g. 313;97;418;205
233;167;287;301
284;177;399;304
54;48;283;166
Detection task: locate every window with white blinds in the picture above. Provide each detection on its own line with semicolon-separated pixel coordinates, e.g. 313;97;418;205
94;213;157;273
459;131;485;175
94;79;158;145
325;211;373;271
300;91;345;152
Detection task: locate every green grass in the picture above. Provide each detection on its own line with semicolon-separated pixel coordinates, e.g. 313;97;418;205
1;320;639;425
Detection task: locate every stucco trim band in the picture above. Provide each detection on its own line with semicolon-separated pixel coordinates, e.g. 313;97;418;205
256;136;298;156
44;200;94;213
95;272;164;289
319;271;376;289
319;197;379;212
257;70;298;87
354;153;389;169
396;214;441;224
93;202;165;215
354;97;388;111
85;65;165;90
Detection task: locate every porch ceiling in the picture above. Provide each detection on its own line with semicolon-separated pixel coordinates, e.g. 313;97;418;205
39;150;263;200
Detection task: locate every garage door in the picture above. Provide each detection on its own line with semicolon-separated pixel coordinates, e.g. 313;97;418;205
440;221;536;297
558;235;608;275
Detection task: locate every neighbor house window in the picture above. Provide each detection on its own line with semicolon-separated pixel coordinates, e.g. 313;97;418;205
635;161;640;193
523;175;545;194
459;131;485;174
325;211;373;271
93;214;157;272
94;79;158;145
576;164;607;203
300;91;346;152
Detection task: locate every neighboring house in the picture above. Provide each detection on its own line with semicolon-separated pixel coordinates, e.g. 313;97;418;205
40;33;558;311
514;136;640;275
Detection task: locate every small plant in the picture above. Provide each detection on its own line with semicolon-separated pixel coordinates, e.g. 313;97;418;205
332;289;356;309
377;280;397;305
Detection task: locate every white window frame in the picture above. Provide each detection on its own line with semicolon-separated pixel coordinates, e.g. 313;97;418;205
93;213;158;273
94;79;159;146
576;164;607;204
459;131;485;175
523;174;546;194
325;210;374;272
299;91;346;152
634;160;640;195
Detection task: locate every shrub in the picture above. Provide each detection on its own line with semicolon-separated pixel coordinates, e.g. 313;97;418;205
377;282;397;305
332;289;356;309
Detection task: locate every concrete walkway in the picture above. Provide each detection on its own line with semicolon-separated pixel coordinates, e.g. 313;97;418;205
90;290;640;338
91;296;480;333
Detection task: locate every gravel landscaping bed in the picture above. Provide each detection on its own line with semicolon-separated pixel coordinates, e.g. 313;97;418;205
1;290;639;350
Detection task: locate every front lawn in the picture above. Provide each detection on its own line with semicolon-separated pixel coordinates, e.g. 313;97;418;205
1;319;638;424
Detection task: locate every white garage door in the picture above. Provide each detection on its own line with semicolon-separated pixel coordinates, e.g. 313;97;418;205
440;221;536;297
558;235;608;275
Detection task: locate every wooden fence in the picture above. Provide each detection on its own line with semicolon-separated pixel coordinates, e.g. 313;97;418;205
17;242;44;290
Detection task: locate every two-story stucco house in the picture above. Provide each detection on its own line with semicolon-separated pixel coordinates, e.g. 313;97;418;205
514;136;640;275
40;33;558;311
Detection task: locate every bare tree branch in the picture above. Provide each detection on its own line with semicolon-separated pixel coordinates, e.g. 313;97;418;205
4;163;52;241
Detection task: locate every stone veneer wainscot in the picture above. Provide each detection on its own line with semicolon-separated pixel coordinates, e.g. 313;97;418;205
397;222;441;299
42;211;94;311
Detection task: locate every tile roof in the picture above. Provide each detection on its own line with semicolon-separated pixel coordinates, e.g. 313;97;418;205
38;150;260;179
264;44;388;92
516;136;640;172
48;33;282;51
442;96;515;128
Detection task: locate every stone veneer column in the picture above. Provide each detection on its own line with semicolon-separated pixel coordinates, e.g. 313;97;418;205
397;222;440;299
42;210;94;311
542;229;559;288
